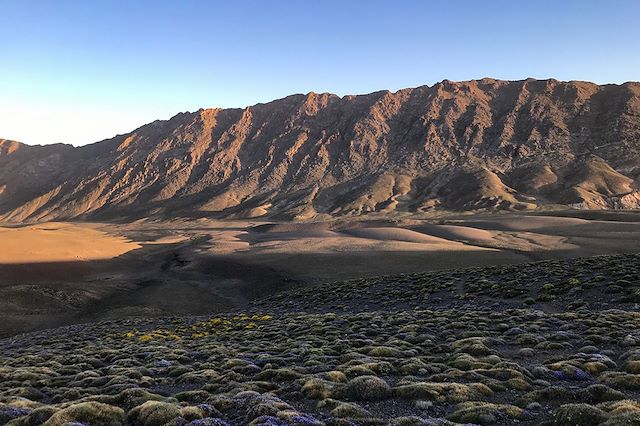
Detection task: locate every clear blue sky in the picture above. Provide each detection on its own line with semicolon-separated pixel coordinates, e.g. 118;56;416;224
1;0;638;146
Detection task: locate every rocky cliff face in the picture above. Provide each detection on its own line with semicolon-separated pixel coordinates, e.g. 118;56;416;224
1;78;639;222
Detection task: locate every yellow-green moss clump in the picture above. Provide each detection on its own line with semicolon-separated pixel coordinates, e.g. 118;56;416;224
43;402;124;426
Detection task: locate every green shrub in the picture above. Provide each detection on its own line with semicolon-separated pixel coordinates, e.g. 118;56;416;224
301;378;336;399
599;372;640;390
6;407;58;426
43;402;124;426
340;375;391;401
127;401;180;426
394;381;493;402
330;402;371;419
447;401;525;424
390;416;430;425
366;346;403;358
552;403;609;426
601;412;640;425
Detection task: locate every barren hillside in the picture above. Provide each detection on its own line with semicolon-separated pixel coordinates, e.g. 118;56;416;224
1;78;639;222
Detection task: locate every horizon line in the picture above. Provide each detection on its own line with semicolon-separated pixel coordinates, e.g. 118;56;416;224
4;76;639;148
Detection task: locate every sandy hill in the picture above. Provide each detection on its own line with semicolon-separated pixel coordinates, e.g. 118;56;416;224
1;78;640;222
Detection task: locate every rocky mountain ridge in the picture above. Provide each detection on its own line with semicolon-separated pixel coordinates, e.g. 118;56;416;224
1;78;640;222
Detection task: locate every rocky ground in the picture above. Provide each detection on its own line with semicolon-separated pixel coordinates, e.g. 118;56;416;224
1;253;639;425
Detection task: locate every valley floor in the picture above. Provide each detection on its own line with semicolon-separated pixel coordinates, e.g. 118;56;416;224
1;210;640;337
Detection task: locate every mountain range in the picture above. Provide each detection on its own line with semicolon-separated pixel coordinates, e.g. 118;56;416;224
1;77;639;223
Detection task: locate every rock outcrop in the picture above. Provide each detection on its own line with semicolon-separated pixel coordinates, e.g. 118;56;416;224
1;78;639;222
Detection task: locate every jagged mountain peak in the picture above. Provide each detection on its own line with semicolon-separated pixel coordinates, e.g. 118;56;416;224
1;78;639;222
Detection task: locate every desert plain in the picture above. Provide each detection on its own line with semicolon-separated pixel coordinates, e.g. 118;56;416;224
1;210;638;338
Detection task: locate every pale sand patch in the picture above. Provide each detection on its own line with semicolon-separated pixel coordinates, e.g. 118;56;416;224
202;230;251;253
144;235;190;244
249;229;340;241
412;224;496;242
245;237;461;253
482;231;577;252
0;223;141;264
461;216;588;231
229;227;495;254
252;222;333;234
341;227;456;244
410;223;576;252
